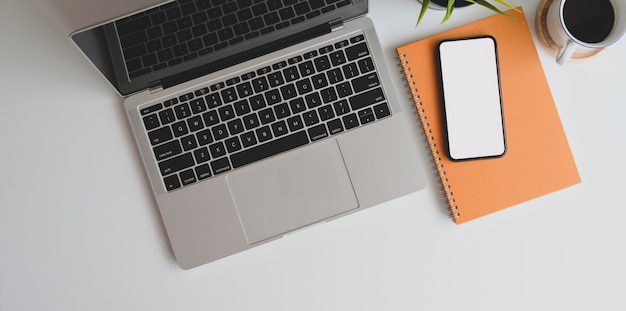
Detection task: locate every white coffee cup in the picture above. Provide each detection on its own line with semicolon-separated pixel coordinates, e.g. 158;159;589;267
546;0;626;65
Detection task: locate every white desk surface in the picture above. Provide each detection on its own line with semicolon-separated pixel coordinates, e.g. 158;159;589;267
2;1;625;310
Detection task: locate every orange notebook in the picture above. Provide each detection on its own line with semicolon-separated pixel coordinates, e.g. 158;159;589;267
396;8;581;224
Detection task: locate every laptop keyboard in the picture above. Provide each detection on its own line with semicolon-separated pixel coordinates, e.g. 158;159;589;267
140;33;391;191
116;0;352;79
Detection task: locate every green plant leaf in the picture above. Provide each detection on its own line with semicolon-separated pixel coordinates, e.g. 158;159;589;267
466;0;511;17
492;0;520;11
416;0;521;27
416;0;431;27
441;0;455;23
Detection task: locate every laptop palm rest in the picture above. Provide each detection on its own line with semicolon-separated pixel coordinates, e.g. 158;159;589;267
226;140;359;244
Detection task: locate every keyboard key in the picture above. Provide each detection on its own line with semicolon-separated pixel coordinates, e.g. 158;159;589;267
180;169;197;186
271;120;289;137
265;89;282;105
280;84;298;100
358;57;375;73
202;110;219;127
194;147;211;163
227;119;245;135
159;152;195;175
352;72;380;93
267;72;285;87
148;126;173;145
225;137;243;153
349;87;385;111
121;27;145;43
166;7;182;20
346;42;370;61
314;55;331;71
172;121;189;137
279;7;295;20
159;108;176;124
373;102;391;119
358;107;375;125
230;130;309;168
295;2;311;15
351;32;366;41
318;105;335;121
209;142;227;158
205;93;222;108
164;174;181;191
195;87;210;97
212;124;229;140
343;113;359;130
342;63;359;79
303;110;320;126
308;124;328;141
287;115;304;131
296;78;313;95
143;114;160;131
241;131;258;148
299;60;316;76
124;44;147;60
311;73;328;89
333;99;350;116
234;100;251;116
174;103;192;119
256;126;273;143
329;50;347;66
196;129;214;146
289;98;306;114
218;105;236;121
189;98;207;114
252;2;269;16
259;108;276;125
283;66;300;82
305;93;322;108
318;45;333;54
195;164;212;180
327;68;344;84
221;87;238;103
272;61;288;70
117;16;151;37
243;113;260;130
327;118;344;135
154;140;182;160
226;77;241;86
335;81;352;98
236;82;254;98
252;76;269;93
320;86;338;103
274;103;291;119
181;135;198;151
211;157;232;175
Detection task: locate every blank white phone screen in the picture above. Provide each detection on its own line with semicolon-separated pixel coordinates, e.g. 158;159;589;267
438;36;506;161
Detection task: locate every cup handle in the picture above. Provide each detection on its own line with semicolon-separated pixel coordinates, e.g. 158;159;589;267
557;40;576;65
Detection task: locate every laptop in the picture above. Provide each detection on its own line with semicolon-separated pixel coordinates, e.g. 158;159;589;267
71;0;426;269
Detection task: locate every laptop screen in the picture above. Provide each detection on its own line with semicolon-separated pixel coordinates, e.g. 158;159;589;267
71;0;367;96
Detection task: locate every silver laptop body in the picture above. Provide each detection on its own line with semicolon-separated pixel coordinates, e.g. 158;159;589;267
72;0;426;269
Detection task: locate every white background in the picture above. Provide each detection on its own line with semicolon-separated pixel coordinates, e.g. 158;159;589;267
2;0;625;310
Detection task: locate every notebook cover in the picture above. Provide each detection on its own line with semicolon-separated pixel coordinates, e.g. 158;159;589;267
397;8;581;224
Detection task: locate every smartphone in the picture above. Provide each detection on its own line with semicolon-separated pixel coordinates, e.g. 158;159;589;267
437;36;506;161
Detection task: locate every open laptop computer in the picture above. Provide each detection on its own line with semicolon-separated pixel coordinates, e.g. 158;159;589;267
71;0;426;269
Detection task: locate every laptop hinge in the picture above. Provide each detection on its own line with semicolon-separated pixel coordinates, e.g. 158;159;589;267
147;81;163;94
330;18;344;32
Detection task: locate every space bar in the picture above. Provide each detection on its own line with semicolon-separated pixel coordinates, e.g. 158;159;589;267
230;131;310;169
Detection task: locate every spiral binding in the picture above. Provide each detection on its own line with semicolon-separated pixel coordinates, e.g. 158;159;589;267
397;53;460;220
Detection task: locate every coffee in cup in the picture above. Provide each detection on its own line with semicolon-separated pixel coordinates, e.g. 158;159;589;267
543;0;626;65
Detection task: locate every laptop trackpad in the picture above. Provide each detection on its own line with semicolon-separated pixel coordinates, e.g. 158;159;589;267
227;140;359;244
